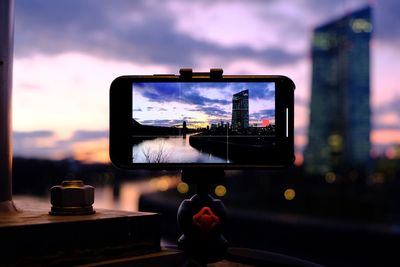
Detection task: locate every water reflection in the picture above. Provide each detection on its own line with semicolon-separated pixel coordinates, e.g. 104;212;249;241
132;135;226;163
96;174;180;211
94;185;115;210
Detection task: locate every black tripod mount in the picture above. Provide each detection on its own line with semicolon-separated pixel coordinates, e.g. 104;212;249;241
177;169;228;263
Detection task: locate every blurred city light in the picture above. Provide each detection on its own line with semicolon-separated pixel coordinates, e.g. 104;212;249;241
328;134;343;152
370;173;385;184
385;147;397;160
177;182;189;194
215;185;227;197
350;18;372;33
325;172;337;183
156;178;170;191
284;188;296;201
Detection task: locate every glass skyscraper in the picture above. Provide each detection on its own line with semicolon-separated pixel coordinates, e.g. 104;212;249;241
232;89;249;130
305;7;372;174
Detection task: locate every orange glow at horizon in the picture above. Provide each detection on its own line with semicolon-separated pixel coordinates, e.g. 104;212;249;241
46;128;400;164
72;138;110;164
371;129;400;144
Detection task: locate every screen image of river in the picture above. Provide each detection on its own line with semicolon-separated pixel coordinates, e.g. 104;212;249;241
131;82;276;164
132;134;227;163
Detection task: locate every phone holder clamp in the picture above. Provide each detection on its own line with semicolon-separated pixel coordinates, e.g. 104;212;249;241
179;68;223;79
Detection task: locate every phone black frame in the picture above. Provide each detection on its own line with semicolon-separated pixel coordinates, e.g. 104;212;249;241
110;74;295;170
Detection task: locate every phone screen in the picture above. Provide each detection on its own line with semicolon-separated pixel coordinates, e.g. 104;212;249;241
131;82;276;164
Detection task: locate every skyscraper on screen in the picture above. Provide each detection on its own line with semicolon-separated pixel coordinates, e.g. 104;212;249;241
232;89;249;130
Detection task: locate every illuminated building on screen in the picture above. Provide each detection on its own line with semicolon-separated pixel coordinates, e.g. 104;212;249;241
232;89;249;130
304;7;372;174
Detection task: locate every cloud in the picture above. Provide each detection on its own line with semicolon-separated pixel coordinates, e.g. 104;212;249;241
294;126;308;136
190;106;229;118
373;0;400;42
134;83;231;106
13;130;54;139
140;118;207;127
70;130;108;142
247;84;275;99
374;96;400;116
13;129;110;161
134;82;277;123
141;119;187;127
217;82;275;100
184;92;230;106
372;97;400;132
15;0;303;68
135;82;274;108
295;96;309;107
15;0;400;69
13;130;62;159
251;109;275;121
182;116;195;120
373;124;400;131
299;0;367;16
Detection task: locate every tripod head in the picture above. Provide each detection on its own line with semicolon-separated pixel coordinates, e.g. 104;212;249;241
177;169;228;263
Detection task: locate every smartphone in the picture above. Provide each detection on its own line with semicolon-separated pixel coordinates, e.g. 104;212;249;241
110;72;295;169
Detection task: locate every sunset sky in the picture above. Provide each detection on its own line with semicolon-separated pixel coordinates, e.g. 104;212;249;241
12;0;400;163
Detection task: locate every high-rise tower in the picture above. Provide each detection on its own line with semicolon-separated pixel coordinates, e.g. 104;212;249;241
232;89;249;131
305;7;372;174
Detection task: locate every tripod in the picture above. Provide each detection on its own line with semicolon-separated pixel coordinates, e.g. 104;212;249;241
176;169;323;267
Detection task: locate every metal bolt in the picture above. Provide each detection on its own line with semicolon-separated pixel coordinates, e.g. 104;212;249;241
49;180;95;215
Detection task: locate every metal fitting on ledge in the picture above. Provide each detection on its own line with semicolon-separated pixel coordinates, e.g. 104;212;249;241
49;180;95;215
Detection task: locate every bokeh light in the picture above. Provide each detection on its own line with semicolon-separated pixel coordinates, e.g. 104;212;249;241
284;188;296;201
215;185;227;197
177;182;189;194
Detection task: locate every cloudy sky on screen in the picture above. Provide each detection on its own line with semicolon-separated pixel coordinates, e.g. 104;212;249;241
132;82;275;127
12;0;400;162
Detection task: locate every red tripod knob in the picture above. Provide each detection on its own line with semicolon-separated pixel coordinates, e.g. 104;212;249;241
192;207;220;233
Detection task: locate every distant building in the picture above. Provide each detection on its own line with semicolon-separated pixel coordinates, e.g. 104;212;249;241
232;89;249;130
182;121;187;136
304;7;372;174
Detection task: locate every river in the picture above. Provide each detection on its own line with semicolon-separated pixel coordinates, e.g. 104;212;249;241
132;134;227;163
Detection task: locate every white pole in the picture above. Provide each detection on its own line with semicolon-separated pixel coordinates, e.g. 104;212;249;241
0;0;17;212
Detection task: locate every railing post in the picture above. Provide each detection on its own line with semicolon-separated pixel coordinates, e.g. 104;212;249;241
0;0;17;212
